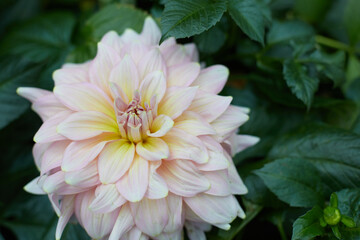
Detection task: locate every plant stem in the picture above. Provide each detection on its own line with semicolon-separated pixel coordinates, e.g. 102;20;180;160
315;35;354;53
277;222;287;240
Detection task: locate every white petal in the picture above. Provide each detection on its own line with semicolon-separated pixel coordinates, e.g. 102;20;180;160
141;17;161;45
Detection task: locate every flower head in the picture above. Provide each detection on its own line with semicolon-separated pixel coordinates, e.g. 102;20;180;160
18;17;259;240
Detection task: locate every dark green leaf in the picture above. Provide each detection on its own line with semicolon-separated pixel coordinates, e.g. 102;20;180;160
294;0;331;23
269;124;360;192
161;0;227;39
267;20;314;45
346;55;360;88
228;0;265;45
283;59;319;109
255;158;325;207
194;20;227;54
344;0;360;45
292;206;325;240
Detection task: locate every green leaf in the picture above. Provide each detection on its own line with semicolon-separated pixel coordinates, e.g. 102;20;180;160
346;55;360;88
161;0;227;39
194;19;227;54
0;12;75;63
0;57;43;130
86;4;148;41
336;188;360;239
292;206;325;240
269;124;360;192
228;0;265;45
344;0;360;45
255;158;325;207
283;59;319;109
267;20;314;45
294;0;331;23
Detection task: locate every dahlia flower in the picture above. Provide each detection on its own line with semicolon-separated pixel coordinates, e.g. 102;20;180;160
17;17;259;240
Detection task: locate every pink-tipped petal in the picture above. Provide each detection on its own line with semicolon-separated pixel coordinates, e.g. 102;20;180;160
174;111;216;136
136;137;169;161
41;140;70;174
158;86;198;119
32;94;68;121
130;198;169;237
141;17;161;46
16;87;51;103
204;170;231;196
138;47;167;80
146;161;169;199
161;128;208;163
42;171;86;195
225;152;248;195
167;62;200;87
189;90;232;122
147;115;174;138
116;155;149;202
55;195;75;240
64;161;100;188
34;111;71;143
98;139;135;184
191;65;229;94
197;136;229;171
139;71;166;105
89;184;126;214
54;83;114;117
158;160;210;197
163;193;184;233
57;111;118;141
109;204;134;240
53;62;89;86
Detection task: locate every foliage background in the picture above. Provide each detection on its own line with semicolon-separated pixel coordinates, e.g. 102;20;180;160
0;0;360;239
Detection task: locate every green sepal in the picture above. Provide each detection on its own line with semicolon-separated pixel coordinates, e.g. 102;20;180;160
341;215;356;228
331;225;342;239
319;216;327;227
330;193;338;208
324;206;341;225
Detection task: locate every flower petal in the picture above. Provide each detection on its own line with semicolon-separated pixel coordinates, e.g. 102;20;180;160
101;31;124;54
64;161;100;188
160;40;190;67
161;128;208;163
188;90;232;122
33;142;51;170
167;62;200;87
139;71;166;105
54;82;114;117
163;193;184;233
55;195;75;240
227;133;260;156
89;184;126;214
146;161;169;199
191;65;229;94
57;111;118;141
32;94;68;121
138;47;167;80
34;111;71;143
41;140;70;174
130;198;169;237
16;87;51;103
116;154;149;202
98;139;135;184
204;170;231;196
158;159;210;197
109;55;139;102
43;171;86;195
53;62;89;86
147;115;174;138
225;151;248;195
109;204;134;240
174;111;216;136
197;136;229;171
185;221;207;240
158;86;198;119
24;177;46;195
184;43;199;62
136;137;169;161
141;17;161;46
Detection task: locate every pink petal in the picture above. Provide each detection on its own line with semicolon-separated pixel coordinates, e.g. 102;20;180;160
163;193;184;233
57;111;118;141
160;40;191;67
98;140;135;184
188;90;232;122
158;159;210;197
158;86;198;119
62;133;117;172
55;195;75;239
174;111;216;136
139;71;166;105
64;161;100;188
167;62;200;87
41;140;70;174
109;55;139;102
42;171;86;195
34;111;71;143
32;94;68;121
191;65;229;94
33;142;51;170
161;128;208;163
54;82;114;117
225;151;248;195
185;221;207;240
24;177;45;195
227;133;260;156
136;137;169;161
49;194;61;216
147;115;174;138
130;198;169;237
141;17;161;46
116;154;149;202
184;43;199;62
121;29;140;44
197;136;229;171
53;62;90;86
145;161;168;199
101;31;124;54
204;170;231;196
138;47;167;80
16;87;51;103
154;231;182;240
89;42;121;94
89;184;126;214
109;203;134;240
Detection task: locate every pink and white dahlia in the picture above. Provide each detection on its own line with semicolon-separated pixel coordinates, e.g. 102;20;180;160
17;17;259;240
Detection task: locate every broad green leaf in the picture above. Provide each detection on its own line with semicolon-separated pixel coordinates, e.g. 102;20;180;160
283;59;319;109
255;158;325;207
0;12;75;63
344;0;360;45
194;19;227;54
0;57;43;130
269;124;360;192
161;0;227;39
228;0;265;45
294;0;331;23
86;4;148;41
267;20;314;45
292;206;325;240
346;55;360;88
336;189;360;239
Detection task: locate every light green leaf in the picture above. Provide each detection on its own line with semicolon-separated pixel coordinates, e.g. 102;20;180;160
283;59;319;109
267;20;314;45
228;0;265;45
292;206;325;240
161;0;227;39
344;0;360;45
269;124;360;192
255;158;325;207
